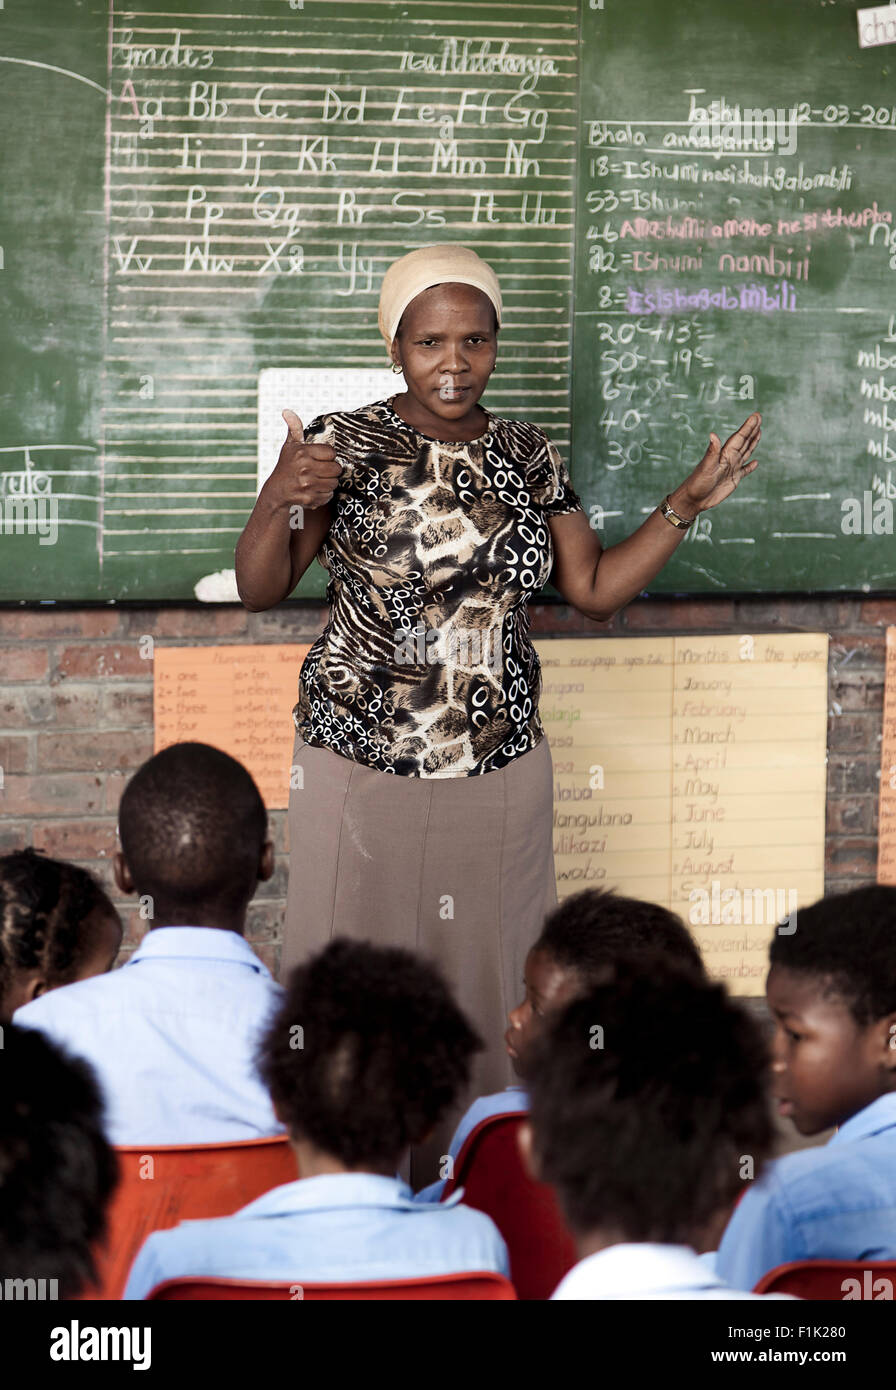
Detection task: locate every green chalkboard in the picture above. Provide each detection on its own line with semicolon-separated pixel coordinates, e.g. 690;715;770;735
0;0;577;600
572;0;896;593
0;0;108;597
2;0;896;599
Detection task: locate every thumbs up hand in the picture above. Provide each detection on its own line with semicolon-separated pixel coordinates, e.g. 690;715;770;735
270;409;342;510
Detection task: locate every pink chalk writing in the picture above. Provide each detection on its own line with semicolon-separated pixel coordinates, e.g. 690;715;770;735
618;206;891;241
626;282;797;315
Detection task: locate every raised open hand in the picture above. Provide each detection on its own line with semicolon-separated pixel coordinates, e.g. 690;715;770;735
678;412;761;515
272;409;342;510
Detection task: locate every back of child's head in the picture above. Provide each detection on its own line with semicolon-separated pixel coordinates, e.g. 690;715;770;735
117;742;267;924
534;887;706;985
260;938;481;1168
769;885;896;1026
0;1022;118;1297
526;954;772;1244
0;849;122;1018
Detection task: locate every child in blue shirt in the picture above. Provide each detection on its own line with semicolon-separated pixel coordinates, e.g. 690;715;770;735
123;938;509;1297
416;886;706;1197
524;957;792;1300
716;885;896;1291
14;742;283;1144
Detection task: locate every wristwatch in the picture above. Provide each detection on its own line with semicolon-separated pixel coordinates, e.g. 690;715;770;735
660;495;695;529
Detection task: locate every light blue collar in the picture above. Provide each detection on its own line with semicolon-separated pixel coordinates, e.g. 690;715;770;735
232;1172;464;1219
125;926;269;975
830;1093;896;1145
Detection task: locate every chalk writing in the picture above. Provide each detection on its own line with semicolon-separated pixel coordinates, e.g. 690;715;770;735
100;0;577;582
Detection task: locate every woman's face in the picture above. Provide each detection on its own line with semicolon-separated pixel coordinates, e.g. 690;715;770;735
389;282;498;438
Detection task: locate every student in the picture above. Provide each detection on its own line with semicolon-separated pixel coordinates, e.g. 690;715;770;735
523;956;792;1299
416;888;705;1197
0;848;122;1019
0;1022;118;1298
716;885;896;1291
15;742;283;1144
123;939;509;1298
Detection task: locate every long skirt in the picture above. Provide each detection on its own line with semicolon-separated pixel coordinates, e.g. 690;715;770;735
281;728;558;1189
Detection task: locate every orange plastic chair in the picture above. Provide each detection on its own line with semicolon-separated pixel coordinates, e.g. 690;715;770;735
80;1136;295;1301
441;1113;577;1301
754;1259;896;1299
148;1271;517;1300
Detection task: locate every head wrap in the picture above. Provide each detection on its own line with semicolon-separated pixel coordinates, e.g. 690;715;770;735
377;244;503;347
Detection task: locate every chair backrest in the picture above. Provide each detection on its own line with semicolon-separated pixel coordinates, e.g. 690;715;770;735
148;1271;517;1301
80;1136;296;1301
441;1113;577;1301
754;1259;896;1299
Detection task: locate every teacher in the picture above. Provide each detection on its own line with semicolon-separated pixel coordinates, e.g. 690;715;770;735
235;244;760;1179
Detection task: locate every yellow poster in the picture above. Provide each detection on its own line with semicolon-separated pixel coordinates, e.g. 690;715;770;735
536;634;828;995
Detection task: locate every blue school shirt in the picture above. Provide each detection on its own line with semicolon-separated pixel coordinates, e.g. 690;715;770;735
13;926;284;1145
716;1092;896;1291
122;1172;510;1299
415;1086;529;1203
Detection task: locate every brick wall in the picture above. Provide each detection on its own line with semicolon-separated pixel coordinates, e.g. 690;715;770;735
1;594;891;973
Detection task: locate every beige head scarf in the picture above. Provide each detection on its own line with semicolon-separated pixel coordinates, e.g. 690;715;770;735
378;244;503;347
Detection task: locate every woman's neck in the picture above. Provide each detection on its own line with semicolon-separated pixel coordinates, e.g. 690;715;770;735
389;392;489;442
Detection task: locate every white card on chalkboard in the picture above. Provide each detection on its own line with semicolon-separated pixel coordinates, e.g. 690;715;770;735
858;4;896;47
256;368;405;493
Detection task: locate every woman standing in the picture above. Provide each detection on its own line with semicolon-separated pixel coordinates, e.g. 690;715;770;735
235;245;760;1184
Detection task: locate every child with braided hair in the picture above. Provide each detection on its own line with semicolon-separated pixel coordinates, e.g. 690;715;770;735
0;848;121;1019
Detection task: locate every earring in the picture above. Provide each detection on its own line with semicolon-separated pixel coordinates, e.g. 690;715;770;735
391;362;403;375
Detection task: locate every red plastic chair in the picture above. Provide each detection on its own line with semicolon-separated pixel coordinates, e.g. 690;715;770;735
148;1271;517;1300
754;1259;896;1299
441;1113;577;1301
80;1136;296;1301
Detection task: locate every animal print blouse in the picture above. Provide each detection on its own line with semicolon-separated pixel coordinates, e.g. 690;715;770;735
292;398;584;777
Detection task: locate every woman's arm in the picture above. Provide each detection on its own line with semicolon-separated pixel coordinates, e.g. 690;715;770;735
547;413;761;623
235;489;334;611
235;410;341;612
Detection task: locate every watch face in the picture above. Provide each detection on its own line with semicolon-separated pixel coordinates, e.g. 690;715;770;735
663;502;688;528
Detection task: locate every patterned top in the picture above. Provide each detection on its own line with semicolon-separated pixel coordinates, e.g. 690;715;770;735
292;398;583;777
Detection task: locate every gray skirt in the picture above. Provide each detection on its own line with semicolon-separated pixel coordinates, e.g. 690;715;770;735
282;728;557;1186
